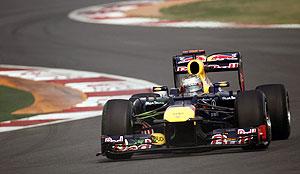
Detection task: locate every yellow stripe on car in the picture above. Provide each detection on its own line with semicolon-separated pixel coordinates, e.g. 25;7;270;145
164;106;195;122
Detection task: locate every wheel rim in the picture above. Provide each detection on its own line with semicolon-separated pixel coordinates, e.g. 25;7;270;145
286;93;291;125
265;100;272;145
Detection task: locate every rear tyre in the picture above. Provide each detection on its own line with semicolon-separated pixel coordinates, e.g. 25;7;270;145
101;99;133;160
235;90;271;149
256;84;291;140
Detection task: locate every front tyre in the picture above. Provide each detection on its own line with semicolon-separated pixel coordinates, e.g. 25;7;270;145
235;90;271;149
256;84;291;140
101;99;134;160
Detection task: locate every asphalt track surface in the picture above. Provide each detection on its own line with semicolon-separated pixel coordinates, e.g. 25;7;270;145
0;0;299;174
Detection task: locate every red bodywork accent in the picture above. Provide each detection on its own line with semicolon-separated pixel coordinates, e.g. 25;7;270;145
196;55;206;61
239;71;245;92
257;124;267;142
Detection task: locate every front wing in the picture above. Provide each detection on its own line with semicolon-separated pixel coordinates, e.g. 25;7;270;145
98;125;268;156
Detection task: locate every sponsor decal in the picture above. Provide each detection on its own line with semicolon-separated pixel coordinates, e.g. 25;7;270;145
221;96;236;100
211;133;249;145
151;133;166;145
208;54;238;61
103;134;153;152
196;55;206;61
237;128;256;144
114;143;152;152
145;101;166;105
211;128;257;145
176;55;206;65
182;49;205;55
104;136;124;143
206;63;239;69
211;134;228;145
237;128;256;135
164;106;195;122
177;56;194;64
113;138;152;152
176;66;188;72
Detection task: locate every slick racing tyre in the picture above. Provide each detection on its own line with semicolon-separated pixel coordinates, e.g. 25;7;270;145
102;99;134;160
235;90;271;149
256;84;291;140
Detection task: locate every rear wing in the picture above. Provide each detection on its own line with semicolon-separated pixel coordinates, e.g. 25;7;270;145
172;51;245;91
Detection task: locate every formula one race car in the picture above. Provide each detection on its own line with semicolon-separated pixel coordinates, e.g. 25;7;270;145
98;49;291;160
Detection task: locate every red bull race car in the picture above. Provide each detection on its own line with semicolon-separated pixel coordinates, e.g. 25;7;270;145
97;49;291;160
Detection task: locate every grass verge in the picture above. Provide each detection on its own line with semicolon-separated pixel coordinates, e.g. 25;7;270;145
160;0;300;24
0;85;34;122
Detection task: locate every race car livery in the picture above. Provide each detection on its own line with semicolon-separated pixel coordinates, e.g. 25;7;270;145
98;49;291;160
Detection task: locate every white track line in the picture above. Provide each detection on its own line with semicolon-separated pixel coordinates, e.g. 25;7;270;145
68;0;300;29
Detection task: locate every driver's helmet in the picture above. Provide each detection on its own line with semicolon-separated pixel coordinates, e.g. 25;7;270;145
181;75;203;96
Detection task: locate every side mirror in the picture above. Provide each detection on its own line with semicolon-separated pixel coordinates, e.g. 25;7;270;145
213;81;230;88
153;86;169;97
